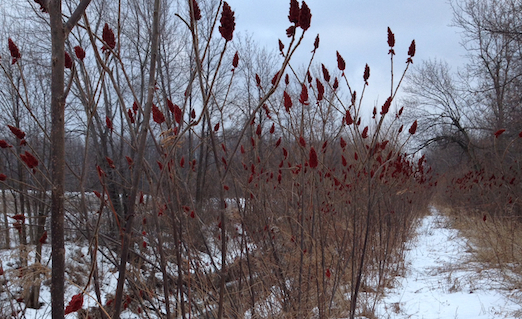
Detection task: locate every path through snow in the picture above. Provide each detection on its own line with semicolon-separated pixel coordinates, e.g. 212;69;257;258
376;207;521;319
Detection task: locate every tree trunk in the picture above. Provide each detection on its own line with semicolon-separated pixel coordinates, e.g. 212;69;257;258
49;1;66;317
48;1;92;316
1;188;8;249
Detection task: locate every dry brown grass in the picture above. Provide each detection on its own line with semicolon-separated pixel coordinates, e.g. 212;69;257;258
439;205;522;291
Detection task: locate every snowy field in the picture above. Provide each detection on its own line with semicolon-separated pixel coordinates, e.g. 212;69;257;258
377;207;522;319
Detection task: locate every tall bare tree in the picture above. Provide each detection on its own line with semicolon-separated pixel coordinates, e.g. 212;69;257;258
403;60;479;162
48;1;93;318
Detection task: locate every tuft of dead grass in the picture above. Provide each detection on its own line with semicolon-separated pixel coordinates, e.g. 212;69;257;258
7;261;51;298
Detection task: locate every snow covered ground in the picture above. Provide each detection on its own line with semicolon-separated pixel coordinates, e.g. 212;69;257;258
3;206;522;318
377;207;522;319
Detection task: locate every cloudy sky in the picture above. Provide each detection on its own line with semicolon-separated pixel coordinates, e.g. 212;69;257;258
0;0;468;113
227;0;468;110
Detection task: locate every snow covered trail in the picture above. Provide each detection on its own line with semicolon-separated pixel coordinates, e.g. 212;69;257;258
376;207;521;319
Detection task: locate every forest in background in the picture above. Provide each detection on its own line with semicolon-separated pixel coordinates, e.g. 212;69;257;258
0;0;519;318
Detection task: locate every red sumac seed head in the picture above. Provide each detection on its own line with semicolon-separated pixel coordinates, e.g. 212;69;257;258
340;137;346;148
105;156;115;169
299;2;311;31
173;104;182;124
408;120;417;135
271;71;281;86
8;38;21;64
494;129;505;138
299;83;309;105
152;104;165;124
289;0;300;24
101;23;116;52
336;51;345;71
387;27;395;48
361;126;369;139
74;46;85;60
345;111;353;125
167;99;175;113
364;64;370;84
64;294;84;315
21;151;38;168
219;2;236;42
232;51;239;68
309;147;318;168
64;51;73;69
398;106;404;116
408;39;416;57
284;91;292;112
0;140;12;148
127;108;135;123
39;231;47;244
7;125;25;139
105;116;114;132
96;165;106;177
407;40;416;63
316;78;325;101
381;96;392;115
321;64;330;82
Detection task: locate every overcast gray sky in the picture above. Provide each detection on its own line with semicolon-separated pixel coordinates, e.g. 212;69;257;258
0;0;468;113
227;0;467;109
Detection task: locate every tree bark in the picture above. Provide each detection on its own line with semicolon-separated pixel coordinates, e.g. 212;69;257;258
49;1;66;317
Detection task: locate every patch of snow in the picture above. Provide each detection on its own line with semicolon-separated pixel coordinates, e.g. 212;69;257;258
377;207;521;319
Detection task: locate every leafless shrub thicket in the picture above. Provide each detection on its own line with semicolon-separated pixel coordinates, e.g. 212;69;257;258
0;1;431;318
